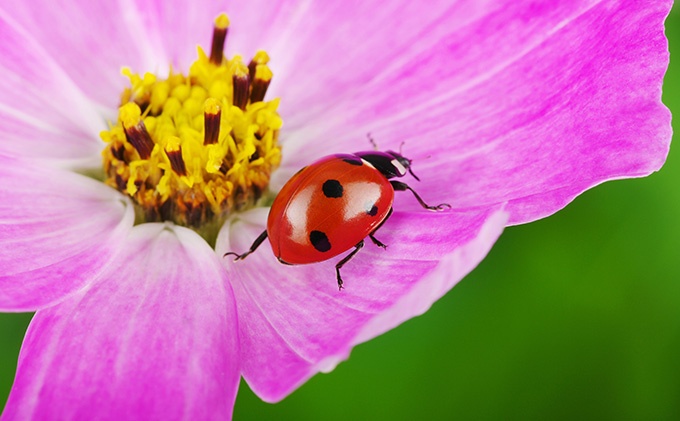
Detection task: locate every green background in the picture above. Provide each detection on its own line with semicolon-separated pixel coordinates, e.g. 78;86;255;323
2;6;678;420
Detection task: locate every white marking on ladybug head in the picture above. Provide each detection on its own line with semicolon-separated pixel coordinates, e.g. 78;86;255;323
391;158;407;176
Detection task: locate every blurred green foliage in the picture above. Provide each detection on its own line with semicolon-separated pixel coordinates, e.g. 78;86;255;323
2;6;678;420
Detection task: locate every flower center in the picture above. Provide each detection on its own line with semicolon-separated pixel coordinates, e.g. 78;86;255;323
101;13;281;240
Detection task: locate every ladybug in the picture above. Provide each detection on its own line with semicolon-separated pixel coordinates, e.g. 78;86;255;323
225;149;450;289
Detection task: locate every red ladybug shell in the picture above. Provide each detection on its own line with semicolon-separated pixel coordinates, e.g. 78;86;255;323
267;154;394;264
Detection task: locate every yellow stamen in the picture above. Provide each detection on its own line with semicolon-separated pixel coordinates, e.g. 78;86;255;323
120;102;154;159
232;60;250;110
164;136;187;176
250;64;273;104
214;13;230;29
101;13;281;237
248;50;270;80
203;98;222;145
210;13;230;65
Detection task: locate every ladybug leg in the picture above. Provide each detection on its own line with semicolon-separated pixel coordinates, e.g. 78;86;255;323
390;181;451;211
368;207;393;249
335;240;365;290
369;234;387;249
223;230;268;261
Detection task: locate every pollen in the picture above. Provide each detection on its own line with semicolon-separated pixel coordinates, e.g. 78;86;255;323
101;14;281;237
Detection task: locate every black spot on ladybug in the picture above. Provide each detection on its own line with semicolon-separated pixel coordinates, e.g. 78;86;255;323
310;230;331;252
342;157;363;166
367;204;379;216
322;179;343;198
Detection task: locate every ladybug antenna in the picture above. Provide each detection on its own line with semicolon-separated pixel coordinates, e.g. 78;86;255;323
399;141;405;155
367;133;378;150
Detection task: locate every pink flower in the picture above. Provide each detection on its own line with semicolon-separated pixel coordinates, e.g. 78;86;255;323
0;0;672;419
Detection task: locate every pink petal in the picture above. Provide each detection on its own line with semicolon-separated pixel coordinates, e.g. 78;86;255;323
274;1;672;225
218;206;507;401
270;0;498;127
0;109;102;167
0;155;133;311
133;0;331;72
0;1;163;108
1;0;310;106
3;224;240;420
0;8;107;164
131;0;229;70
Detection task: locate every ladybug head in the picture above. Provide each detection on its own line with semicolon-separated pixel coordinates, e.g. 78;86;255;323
354;150;421;181
386;150;421;181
